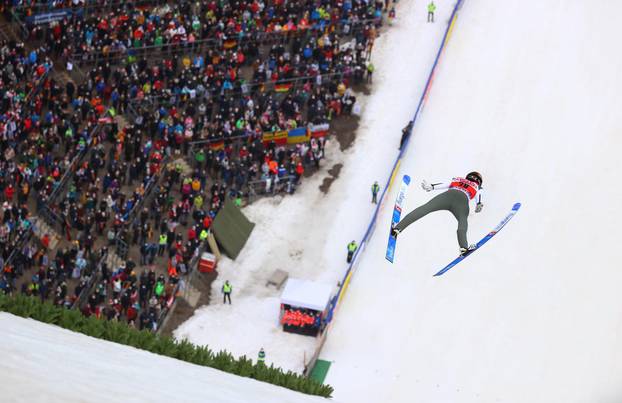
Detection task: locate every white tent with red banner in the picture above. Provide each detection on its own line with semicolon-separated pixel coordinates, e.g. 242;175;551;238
280;279;333;312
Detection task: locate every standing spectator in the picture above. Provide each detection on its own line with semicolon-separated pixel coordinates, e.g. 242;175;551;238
366;62;375;83
371;181;380;204
347;240;358;263
257;348;266;365
222;280;232;304
400;121;414;150
4;184;15;202
158;233;167;256
388;6;396;26
428;1;436;22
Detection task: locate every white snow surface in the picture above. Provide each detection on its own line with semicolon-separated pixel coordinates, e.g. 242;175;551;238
3;0;622;402
173;0;454;374
321;1;622;403
180;0;622;401
0;313;330;403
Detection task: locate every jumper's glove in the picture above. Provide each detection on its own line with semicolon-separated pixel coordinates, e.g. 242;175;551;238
390;224;401;239
421;180;433;192
475;202;484;213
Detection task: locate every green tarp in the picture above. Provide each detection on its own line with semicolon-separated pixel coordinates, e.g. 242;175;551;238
309;359;331;384
211;199;255;260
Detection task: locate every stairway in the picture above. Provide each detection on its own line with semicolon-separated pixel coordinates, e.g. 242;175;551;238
30;216;61;250
0;23;21;43
116;114;128;129
54;70;73;88
105;248;125;271
183;280;201;308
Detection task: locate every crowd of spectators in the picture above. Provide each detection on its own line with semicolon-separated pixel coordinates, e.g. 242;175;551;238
1;0;394;331
0;39;55;295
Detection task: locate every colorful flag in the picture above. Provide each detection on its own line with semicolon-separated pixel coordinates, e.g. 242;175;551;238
208;140;225;150
309;123;330;138
287;127;310;144
223;39;237;49
275;83;293;93
262;130;288;145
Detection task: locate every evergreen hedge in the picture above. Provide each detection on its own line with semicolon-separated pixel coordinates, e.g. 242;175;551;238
0;294;333;398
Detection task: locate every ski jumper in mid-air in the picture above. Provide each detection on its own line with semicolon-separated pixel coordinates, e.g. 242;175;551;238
391;172;484;255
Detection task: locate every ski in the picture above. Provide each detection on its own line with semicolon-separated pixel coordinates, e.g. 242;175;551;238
385;175;411;263
433;202;521;276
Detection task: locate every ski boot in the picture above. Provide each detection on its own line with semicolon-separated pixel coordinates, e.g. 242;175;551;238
460;244;477;256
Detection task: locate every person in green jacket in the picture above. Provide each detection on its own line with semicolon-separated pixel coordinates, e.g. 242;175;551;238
427;1;436;23
194;149;206;168
371;181;380;204
257;348;266;365
154;280;165;298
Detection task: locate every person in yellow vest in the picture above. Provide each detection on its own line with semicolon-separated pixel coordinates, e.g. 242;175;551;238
222;280;232;304
193;194;203;210
366;62;375;83
158;233;167;256
347;240;358;263
199;228;208;241
427;1;436;23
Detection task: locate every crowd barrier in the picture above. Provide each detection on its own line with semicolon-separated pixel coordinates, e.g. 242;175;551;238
304;0;466;377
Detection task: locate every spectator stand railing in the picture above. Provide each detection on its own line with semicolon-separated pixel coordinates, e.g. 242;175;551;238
186;134;257;161
2;225;35;276
125;97;154;124
69;37;220;69
247;175;297;203
8;0;161;39
126;66;353;119
155;233;209;335
36;202;64;234
36;118;108;242
154;281;180;335
37;122;103;229
71;249;108;310
46;123;102;204
24;66;51;104
6;7;29;39
0;23;10;42
114;154;170;260
67;15;380;69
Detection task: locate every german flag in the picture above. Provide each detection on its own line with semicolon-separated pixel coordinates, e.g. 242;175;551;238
208;140;225;150
274;82;293;93
223;39;237;49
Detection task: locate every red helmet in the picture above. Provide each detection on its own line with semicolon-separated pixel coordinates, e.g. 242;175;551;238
466;171;483;187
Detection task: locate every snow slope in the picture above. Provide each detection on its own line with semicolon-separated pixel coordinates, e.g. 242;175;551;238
174;0;456;374
0;313;333;403
4;0;621;402
321;0;622;402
